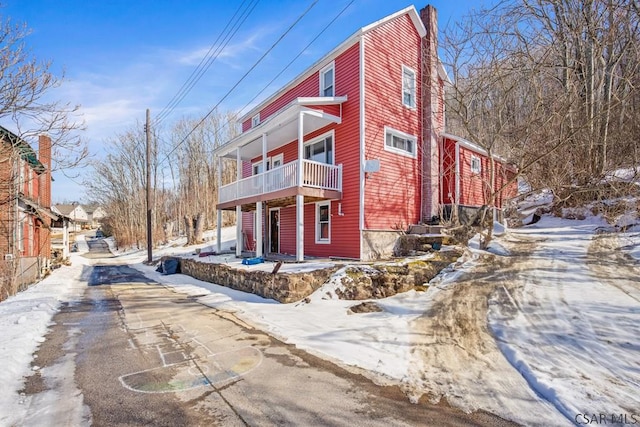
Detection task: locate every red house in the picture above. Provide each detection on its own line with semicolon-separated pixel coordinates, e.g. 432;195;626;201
213;4;515;261
0;127;56;293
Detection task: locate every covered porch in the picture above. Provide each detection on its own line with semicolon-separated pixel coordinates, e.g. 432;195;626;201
213;97;347;262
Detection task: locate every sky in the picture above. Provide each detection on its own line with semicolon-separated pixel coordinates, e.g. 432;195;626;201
1;0;481;204
1;212;638;425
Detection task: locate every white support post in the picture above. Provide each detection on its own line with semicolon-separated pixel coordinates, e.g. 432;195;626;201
62;219;69;258
236;147;242;257
296;194;304;262
216;209;222;253
236;206;242;257
262;133;268;193
298;111;304;187
256;202;263;257
216;156;222;254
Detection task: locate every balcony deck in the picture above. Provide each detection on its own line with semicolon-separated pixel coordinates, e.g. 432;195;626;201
217;159;342;211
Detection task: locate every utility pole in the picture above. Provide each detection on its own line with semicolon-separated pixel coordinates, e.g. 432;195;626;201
145;108;153;264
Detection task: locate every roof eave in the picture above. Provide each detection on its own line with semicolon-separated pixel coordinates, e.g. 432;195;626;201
239;6;424;122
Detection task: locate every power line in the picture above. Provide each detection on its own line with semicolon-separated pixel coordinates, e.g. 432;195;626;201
170;0;356;160
160;0;320;165
153;0;260;127
235;0;355;124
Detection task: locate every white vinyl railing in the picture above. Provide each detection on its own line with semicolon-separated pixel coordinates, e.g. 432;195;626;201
219;159;342;204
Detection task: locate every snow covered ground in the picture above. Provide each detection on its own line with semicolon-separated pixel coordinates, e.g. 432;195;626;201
1;219;638;426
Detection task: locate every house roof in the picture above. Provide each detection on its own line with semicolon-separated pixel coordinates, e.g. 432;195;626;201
20;196;59;223
0;126;46;174
238;5;427;123
441;133;510;164
216;97;347;159
53;204;86;216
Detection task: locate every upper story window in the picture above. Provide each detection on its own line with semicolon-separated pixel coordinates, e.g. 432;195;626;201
471;155;481;174
304;132;333;164
320;62;335;97
402;65;416;108
252;114;260;127
384;126;417;158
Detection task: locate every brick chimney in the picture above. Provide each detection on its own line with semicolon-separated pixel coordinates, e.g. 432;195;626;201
38;134;52;209
420;4;442;222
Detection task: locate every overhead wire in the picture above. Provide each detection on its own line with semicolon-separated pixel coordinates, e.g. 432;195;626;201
200;0;356;155
153;0;260;127
159;0;320;165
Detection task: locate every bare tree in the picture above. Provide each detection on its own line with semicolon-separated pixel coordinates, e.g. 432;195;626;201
442;0;640;247
85;124;161;250
0;14;87;172
169;112;238;245
0;12;87;297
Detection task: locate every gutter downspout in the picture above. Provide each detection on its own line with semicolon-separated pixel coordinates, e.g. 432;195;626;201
358;35;366;260
455;141;460;206
236;148;242;257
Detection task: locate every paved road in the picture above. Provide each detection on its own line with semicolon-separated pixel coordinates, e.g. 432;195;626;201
22;243;516;426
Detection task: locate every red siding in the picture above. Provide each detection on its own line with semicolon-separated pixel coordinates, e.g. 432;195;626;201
363;14;423;230
458;145;489;206
440;138;457;205
258;72;320;124
241;43;361;259
441;137;517;208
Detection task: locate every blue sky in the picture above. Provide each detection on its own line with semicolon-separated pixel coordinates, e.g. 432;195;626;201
2;0;480;203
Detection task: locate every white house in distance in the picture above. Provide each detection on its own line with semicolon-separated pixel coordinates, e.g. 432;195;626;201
52;204;89;232
84;205;106;228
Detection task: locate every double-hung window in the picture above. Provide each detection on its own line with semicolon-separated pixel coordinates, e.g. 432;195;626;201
316;201;330;243
402;65;416;108
384;126;417;158
320;63;335;97
252;114;260;128
471;155;481;174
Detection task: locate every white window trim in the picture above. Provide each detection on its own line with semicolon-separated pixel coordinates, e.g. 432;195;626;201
271;153;284;168
319;62;335;97
471;155;481;174
252;160;266;175
401;65;416;109
304;130;335;165
252;114;260;127
383;126;417;158
315;201;331;244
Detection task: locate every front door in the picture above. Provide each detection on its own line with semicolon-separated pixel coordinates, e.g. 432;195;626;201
269;209;279;253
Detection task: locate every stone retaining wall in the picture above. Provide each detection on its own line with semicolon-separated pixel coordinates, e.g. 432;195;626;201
178;258;338;303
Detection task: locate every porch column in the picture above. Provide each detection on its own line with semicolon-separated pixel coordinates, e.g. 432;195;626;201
296;194;304;262
216;156;222;253
216;210;222;253
298;111;304;187
256;202;263;257
62;218;69;258
262;133;267;193
236;148;242;257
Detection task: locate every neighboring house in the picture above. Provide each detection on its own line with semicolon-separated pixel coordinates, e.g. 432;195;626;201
213;4;516;261
0;127;57;290
440;134;518;223
52;204;89;232
83;205;107;228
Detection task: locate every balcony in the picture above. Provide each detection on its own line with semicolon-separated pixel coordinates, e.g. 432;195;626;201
218;159;342;210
